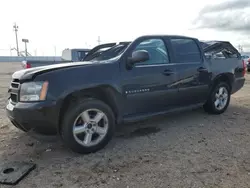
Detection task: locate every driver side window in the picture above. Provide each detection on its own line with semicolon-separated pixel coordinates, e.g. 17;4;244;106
133;38;169;65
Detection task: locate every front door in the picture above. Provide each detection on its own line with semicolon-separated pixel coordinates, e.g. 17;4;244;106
121;38;179;116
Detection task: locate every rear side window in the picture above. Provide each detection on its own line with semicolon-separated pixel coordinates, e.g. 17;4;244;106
170;38;201;63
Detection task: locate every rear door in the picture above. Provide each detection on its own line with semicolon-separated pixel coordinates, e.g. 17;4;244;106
169;37;210;106
121;37;179;116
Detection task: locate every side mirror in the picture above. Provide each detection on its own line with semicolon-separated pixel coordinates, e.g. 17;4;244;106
131;50;149;63
127;50;149;69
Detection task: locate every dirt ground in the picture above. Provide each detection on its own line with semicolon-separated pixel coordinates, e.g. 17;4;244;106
1;62;250;188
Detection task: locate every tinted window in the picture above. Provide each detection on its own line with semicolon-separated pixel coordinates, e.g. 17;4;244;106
171;38;201;63
133;39;169;65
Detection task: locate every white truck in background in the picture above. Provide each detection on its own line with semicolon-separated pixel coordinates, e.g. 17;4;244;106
21;48;90;69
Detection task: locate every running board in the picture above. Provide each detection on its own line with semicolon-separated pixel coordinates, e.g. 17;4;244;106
122;103;204;123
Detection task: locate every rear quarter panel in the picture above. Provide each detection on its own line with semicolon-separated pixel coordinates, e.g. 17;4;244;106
209;58;242;79
208;57;245;93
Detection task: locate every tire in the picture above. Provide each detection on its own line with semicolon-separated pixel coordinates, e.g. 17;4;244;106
60;98;115;154
203;82;231;114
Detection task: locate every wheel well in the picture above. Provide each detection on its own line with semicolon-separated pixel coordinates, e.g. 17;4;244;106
212;73;233;92
58;86;119;131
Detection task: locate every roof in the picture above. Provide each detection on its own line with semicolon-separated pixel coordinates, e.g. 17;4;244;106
137;34;198;40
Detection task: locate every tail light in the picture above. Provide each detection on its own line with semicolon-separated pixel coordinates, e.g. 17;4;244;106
242;60;246;76
22;62;31;69
25;62;31;69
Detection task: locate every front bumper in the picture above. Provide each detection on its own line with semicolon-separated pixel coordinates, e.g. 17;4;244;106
6;100;58;134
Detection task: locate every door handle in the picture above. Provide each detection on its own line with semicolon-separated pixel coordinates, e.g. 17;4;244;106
197;67;208;72
163;69;174;76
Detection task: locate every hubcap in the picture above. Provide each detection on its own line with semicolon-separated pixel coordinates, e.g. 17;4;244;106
214;86;228;110
73;109;109;147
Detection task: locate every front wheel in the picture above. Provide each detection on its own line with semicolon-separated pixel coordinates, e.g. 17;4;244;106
60;98;115;154
203;82;231;114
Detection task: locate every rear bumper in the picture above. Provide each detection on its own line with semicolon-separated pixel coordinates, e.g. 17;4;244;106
231;77;245;94
6;100;58;134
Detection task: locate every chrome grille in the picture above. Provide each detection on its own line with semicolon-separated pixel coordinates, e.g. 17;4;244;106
9;79;20;104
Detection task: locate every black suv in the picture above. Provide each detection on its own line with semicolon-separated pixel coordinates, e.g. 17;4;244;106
6;35;245;154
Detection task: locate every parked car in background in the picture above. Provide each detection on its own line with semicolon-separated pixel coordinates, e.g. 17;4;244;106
7;35;246;154
21;48;90;69
241;55;249;62
241;54;250;72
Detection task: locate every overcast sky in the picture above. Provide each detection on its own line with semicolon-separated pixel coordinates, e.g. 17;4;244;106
0;0;249;56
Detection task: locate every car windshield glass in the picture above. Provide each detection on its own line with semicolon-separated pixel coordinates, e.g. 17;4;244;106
87;43;129;61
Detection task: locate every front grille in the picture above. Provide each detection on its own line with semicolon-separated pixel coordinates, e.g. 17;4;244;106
9;79;20;104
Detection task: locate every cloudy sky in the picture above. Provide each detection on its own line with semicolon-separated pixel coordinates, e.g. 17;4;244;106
0;0;249;56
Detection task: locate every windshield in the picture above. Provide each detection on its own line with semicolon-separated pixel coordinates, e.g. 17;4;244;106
86;43;130;61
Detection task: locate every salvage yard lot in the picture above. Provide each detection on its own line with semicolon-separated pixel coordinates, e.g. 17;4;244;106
1;62;250;188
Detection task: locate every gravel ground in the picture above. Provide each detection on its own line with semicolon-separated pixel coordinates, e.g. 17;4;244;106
1;63;250;188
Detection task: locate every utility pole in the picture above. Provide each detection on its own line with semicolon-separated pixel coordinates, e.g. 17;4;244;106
9;46;12;56
13;23;19;56
97;36;101;45
22;39;29;56
54;46;56;56
238;44;244;53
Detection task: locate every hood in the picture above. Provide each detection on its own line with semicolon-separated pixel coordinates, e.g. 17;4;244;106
12;61;93;81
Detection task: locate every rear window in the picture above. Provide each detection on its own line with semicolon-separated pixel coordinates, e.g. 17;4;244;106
170;38;201;63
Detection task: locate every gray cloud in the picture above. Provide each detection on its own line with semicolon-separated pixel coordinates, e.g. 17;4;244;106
199;0;250;14
193;0;250;33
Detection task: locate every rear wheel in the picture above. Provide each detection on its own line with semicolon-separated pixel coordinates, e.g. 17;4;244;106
60;98;115;154
203;82;231;114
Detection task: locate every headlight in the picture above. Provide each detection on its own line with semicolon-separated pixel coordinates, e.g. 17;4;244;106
20;81;49;102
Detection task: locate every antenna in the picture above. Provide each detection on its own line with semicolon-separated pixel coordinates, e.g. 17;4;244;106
97;36;101;45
